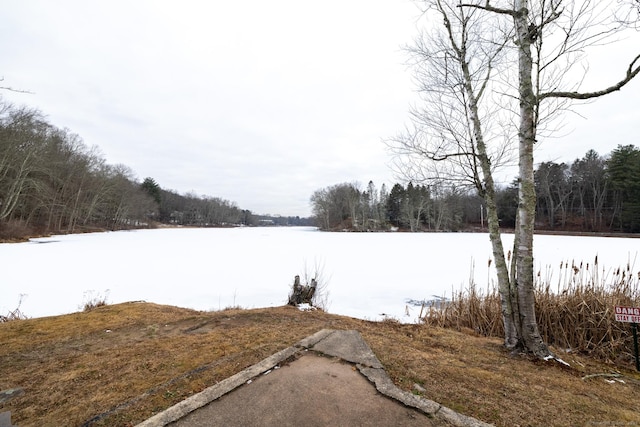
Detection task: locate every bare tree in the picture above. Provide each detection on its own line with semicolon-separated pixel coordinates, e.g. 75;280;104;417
570;150;608;231
468;0;638;358
391;0;640;358
0;107;47;221
388;0;521;348
535;162;572;228
310;188;331;230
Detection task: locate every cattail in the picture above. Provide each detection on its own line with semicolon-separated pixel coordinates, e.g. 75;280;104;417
420;258;639;364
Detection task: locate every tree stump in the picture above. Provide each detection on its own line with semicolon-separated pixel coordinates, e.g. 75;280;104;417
288;275;317;306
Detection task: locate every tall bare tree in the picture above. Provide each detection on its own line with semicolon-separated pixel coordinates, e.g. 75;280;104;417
391;0;640;357
388;0;522;348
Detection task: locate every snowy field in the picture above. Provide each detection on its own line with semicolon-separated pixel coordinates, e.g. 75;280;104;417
1;227;638;322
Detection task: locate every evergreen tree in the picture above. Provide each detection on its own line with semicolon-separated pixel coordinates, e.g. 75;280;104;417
386;184;405;227
141;177;162;205
606;145;640;232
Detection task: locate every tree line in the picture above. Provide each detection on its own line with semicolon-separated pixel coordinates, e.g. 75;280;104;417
311;180;477;231
0;101;305;240
536;146;640;232
310;145;640;233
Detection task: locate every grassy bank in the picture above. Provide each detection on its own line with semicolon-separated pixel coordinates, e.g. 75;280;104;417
1;303;640;426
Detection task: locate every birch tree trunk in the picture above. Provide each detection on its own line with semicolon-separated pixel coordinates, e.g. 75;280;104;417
511;1;551;357
454;9;518;347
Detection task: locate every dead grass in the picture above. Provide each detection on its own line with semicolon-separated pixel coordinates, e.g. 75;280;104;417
1;302;640;426
423;257;640;365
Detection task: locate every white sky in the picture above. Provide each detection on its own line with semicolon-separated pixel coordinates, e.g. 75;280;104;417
1;1;639;216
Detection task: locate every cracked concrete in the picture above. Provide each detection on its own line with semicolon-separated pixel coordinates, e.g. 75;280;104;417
136;329;493;427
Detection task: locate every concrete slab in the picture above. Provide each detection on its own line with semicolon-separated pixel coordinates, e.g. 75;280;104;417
310;329;383;368
0;412;16;427
136;329;493;427
169;353;436;427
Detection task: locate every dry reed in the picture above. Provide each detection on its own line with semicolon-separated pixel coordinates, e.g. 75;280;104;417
421;255;640;365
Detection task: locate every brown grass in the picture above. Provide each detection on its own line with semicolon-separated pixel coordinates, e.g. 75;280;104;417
1;302;640;426
423;258;640;365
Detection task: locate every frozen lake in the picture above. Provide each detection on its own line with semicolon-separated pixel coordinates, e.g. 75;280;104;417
1;227;638;322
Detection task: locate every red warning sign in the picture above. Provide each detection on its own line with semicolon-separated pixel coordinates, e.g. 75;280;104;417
615;306;640;323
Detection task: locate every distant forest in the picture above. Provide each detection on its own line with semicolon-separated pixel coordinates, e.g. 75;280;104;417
0;101;310;240
310;146;640;233
3;100;638;240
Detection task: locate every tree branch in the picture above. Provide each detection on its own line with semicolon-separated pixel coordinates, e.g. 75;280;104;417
458;1;516;16
538;3;563;30
539;53;640;100
0;77;32;94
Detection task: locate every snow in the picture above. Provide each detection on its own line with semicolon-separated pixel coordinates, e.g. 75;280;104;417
296;303;316;312
1;227;638;322
544;355;571;366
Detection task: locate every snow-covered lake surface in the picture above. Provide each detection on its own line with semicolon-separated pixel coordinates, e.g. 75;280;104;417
1;227;638;322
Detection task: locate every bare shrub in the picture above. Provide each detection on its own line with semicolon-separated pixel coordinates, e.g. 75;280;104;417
81;289;111;312
0;294;28;322
422;256;640;365
0;220;34;241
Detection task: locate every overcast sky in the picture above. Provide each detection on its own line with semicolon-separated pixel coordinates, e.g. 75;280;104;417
2;1;639;217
